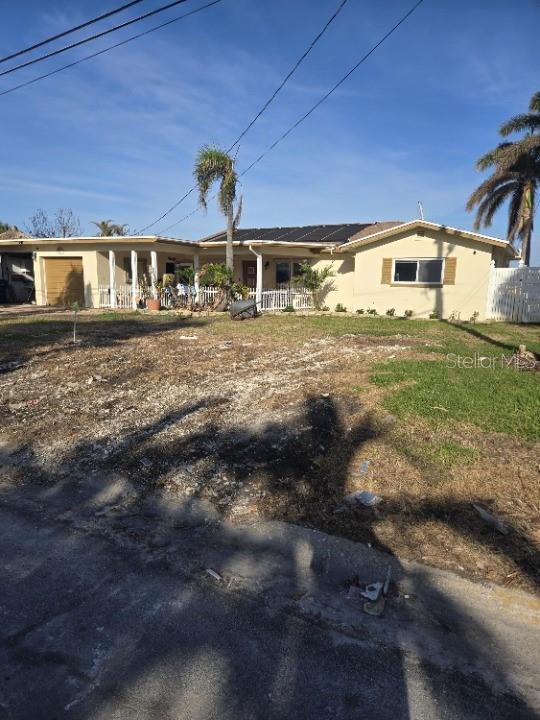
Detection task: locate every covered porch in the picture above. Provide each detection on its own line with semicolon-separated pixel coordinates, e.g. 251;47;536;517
98;241;315;311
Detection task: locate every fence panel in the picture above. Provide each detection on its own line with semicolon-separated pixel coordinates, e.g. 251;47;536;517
486;266;540;323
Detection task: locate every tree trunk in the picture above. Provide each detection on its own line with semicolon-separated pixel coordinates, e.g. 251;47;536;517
226;205;234;273
521;184;533;266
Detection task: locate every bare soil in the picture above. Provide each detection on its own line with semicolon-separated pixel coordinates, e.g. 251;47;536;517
1;310;539;593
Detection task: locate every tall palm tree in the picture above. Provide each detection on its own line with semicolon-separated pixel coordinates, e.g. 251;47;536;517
193;146;239;271
467;92;540;265
93;220;128;237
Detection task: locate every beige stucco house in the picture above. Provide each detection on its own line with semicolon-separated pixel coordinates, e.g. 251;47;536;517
0;219;518;320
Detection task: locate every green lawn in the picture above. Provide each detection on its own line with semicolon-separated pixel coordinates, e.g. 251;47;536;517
372;358;540;441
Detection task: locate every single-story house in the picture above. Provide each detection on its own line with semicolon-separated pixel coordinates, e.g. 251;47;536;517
0;219;518;320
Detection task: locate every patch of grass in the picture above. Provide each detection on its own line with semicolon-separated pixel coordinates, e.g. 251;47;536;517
395;437;478;481
371;358;540;440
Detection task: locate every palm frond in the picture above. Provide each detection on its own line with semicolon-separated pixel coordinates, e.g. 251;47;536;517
193;145;237;215
529;91;540;112
475;143;512;170
500;114;540;137
475;182;516;228
466;173;515;211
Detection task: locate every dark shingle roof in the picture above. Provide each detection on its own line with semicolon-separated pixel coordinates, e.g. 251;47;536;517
200;222;402;246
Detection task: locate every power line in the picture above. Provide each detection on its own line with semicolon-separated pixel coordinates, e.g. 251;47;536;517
0;0;194;79
138;0;351;233
227;0;350;151
0;0;226;98
156;0;425;235
0;1;146;65
238;0;425;178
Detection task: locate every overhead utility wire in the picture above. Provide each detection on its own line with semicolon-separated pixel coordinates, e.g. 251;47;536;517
137;0;350;232
0;0;226;98
0;1;146;65
156;0;425;235
0;0;195;78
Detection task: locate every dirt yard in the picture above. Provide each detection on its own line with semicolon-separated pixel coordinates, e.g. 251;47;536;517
1;309;539;592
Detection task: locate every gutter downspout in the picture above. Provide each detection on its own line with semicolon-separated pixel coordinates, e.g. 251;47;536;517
248;245;263;307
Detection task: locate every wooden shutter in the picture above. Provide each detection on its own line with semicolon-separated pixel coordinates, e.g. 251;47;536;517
443;257;457;285
381;258;392;285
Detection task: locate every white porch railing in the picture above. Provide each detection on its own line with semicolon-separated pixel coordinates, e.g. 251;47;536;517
98;284;132;309
98;284;314;312
253;288;313;310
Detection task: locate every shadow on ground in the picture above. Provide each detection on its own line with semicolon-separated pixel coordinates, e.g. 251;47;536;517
0;395;537;718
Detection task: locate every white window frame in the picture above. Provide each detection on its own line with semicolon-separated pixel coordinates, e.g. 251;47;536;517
392;257;445;285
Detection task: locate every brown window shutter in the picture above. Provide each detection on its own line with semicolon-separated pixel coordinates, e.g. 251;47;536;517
381;258;392;284
443;257;457;285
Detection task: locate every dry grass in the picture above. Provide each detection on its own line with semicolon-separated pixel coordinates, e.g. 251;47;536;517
0;309;539;592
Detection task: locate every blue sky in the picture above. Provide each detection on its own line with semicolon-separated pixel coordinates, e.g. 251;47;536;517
1;0;539;262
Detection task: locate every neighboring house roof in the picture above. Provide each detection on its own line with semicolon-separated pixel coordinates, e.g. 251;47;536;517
338;219;518;255
199;223;397;246
0;230;31;240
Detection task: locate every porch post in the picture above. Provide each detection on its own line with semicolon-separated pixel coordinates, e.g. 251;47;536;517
108;250;117;309
194;253;200;303
150;249;158;299
256;252;263;305
131;249;138;310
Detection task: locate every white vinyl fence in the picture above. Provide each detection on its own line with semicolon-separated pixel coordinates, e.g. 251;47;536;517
486;265;540;323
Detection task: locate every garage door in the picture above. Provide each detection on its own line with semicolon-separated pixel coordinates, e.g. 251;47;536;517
44;257;84;306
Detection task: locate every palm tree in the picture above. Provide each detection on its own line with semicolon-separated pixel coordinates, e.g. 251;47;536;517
193;146;239;272
93;220;129;237
467;92;540;265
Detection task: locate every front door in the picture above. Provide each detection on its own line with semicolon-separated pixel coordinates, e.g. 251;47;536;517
242;260;257;288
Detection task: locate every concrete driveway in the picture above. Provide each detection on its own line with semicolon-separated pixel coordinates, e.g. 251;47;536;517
0;475;539;720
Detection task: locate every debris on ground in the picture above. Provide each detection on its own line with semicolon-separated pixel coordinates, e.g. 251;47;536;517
206;568;223;581
360;582;383;601
473;504;509;535
345;490;383;507
362;566;391;617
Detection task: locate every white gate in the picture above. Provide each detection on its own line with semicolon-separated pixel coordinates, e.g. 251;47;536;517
486;265;540;323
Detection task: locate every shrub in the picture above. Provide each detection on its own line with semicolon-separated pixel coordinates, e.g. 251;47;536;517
335;303;347;312
231;283;250;299
294;260;335;309
356;308;365;315
429;310;439;319
404;309;413;318
282;304;295;313
366;307;378;315
386;308;396;317
470;310;480;324
320;305;330;312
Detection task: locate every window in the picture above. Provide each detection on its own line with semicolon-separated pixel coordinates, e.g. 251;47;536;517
275;260;305;286
393;258;444;284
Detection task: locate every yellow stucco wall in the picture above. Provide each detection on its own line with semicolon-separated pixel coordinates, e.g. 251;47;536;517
343;229;498;320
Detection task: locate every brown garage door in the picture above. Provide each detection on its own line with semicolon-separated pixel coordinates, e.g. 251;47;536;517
44;257;84;306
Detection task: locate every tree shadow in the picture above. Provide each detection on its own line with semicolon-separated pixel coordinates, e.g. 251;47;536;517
0;395;537;718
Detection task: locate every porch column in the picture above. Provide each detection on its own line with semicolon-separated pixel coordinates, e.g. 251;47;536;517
150;249;158;299
131;249;138;310
194;253;200;303
108;250;117;309
255;252;263;306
